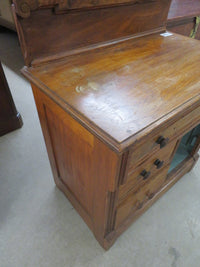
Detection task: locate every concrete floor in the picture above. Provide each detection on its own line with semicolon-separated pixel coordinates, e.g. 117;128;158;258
0;29;200;267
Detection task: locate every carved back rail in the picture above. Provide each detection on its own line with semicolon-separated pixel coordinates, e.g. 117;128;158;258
12;0;172;66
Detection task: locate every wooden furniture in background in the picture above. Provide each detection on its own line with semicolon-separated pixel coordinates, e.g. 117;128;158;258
12;0;200;249
0;61;23;136
0;0;15;30
167;0;200;39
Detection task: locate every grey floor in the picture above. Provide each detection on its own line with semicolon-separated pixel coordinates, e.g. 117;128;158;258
0;30;200;267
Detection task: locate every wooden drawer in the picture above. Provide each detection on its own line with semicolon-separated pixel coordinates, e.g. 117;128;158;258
119;140;177;201
115;166;170;229
128;105;200;170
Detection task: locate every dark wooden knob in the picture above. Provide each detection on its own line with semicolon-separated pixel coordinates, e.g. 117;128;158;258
146;191;155;200
156;136;169;148
135;201;143;210
154;159;164;169
140;170;151;180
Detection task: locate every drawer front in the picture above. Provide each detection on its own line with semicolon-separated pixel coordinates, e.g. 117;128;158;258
115;166;169;229
129;105;200;170
119;140;177;200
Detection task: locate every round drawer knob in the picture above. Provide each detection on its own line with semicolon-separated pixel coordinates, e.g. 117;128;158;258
154;159;164;169
140;170;151;180
147;192;155;199
135;201;143;210
156;136;169;148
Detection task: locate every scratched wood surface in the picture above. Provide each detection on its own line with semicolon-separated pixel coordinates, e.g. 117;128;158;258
22;33;200;145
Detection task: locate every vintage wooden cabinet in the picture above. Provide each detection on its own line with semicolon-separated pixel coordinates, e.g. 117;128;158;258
167;0;200;39
12;0;200;249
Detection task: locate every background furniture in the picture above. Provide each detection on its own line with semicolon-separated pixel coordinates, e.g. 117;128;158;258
0;61;23;136
12;0;200;250
0;0;15;30
167;0;200;39
1;0;200;39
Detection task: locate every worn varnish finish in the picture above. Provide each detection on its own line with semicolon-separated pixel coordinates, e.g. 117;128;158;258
22;33;200;151
13;0;200;249
0;61;23;136
167;0;200;39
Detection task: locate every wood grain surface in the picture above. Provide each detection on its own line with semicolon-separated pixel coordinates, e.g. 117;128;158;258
22;33;200;148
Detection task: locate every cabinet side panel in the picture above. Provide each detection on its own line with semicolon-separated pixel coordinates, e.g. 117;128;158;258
31;84;120;245
44;104;95;215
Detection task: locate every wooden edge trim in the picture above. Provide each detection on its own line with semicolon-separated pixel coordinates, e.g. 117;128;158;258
105;192;117;236
118;151;129;185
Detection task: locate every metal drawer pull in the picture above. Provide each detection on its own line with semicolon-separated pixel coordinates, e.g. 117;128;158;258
140;170;151;180
154;159;164;169
156;136;169;148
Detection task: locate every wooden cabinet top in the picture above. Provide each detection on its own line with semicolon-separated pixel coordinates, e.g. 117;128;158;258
22;32;200;151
